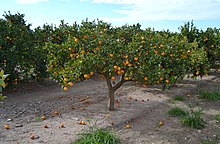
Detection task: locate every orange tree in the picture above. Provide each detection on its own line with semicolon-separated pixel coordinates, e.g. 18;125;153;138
0;11;47;86
179;21;220;71
45;20;209;111
198;28;220;70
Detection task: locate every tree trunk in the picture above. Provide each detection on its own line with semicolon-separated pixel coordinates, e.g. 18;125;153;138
108;90;115;111
105;72;125;111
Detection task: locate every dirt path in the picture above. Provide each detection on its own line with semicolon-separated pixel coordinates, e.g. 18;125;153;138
0;73;220;144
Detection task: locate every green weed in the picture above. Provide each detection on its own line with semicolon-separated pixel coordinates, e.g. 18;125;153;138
73;128;120;144
167;107;187;117
173;95;184;101
199;91;220;100
181;109;206;129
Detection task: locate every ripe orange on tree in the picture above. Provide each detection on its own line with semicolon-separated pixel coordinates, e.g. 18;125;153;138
63;86;68;91
111;76;115;80
134;57;138;61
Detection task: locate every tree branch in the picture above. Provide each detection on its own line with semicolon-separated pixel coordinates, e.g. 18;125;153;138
104;72;112;90
112;75;125;92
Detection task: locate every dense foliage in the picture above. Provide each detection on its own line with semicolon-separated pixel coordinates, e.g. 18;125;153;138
0;11;48;86
0;12;219;110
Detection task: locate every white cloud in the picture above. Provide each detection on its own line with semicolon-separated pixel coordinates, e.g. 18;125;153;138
82;0;220;21
16;0;49;4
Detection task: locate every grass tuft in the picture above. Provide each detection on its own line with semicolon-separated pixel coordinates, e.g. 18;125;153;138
200;139;217;144
173;95;184;101
199;91;220;100
181;109;206;129
73;128;120;144
167;107;187;117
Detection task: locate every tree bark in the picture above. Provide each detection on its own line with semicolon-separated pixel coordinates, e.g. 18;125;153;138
108;90;115;111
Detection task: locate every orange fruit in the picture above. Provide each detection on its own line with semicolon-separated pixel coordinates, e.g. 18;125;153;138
165;79;169;83
160;77;163;81
59;123;65;128
153;45;157;49
125;124;131;129
154;50;158;54
161;52;165;56
79;121;86;125
159;120;164;126
134;57;138;61
68;82;73;87
90;71;94;76
95;47;100;51
64;78;68;82
41;115;46;120
196;71;199;76
74;38;79;43
84;74;89;79
43;124;48;128
109;54;114;57
53;111;59;115
63;86;68;91
117;71;122;75
124;77;129;81
111;76;115;80
117;67;121;71
113;65;118;69
141;36;144;40
4;124;10;129
125;61;129;65
160;44;164;48
53;72;58;75
144;77;148;81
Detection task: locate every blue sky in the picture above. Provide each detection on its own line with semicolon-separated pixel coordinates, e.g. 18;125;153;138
1;0;220;31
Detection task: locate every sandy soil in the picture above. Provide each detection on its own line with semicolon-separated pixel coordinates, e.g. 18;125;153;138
0;72;220;144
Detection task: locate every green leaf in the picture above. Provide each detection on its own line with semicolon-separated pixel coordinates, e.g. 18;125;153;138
0;79;6;88
0;70;4;77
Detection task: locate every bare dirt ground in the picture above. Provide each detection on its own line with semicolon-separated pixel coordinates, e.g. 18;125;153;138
0;72;220;144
